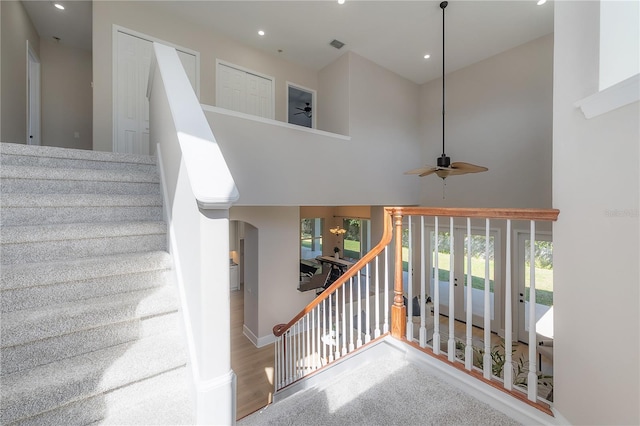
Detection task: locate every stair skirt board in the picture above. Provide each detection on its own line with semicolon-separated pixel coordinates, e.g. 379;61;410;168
0;142;194;425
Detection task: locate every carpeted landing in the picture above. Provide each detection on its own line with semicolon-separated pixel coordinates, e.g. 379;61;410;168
239;346;521;426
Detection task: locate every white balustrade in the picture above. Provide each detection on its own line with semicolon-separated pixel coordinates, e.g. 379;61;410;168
274;207;557;408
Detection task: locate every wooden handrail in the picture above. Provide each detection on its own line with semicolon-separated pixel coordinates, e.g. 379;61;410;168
273;206;559;338
392;207;559;222
273;208;396;337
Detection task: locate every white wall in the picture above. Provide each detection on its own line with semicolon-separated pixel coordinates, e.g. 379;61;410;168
92;1;317;152
40;40;93;150
317;53;350;135
230;206;316;345
1;0;40;144
418;34;554;209
204;106;420;207
553;2;639;424
348;52;422;204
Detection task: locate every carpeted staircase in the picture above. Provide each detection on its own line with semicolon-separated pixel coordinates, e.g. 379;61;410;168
0;142;194;425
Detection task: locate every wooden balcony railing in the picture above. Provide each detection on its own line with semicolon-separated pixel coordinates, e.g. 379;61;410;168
273;206;559;413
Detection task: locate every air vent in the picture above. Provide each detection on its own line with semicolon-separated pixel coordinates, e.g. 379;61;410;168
329;39;345;49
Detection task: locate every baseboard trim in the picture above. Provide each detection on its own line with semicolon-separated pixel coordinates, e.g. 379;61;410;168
242;325;276;348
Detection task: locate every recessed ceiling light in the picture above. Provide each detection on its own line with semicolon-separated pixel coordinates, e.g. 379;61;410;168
537;0;547;5
338;0;346;4
54;3;64;10
258;30;265;36
424;54;431;59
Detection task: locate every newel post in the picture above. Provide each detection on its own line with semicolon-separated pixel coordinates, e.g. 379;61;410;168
391;209;406;339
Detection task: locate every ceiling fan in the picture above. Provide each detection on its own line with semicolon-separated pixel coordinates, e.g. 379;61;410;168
406;1;487;180
294;103;312;118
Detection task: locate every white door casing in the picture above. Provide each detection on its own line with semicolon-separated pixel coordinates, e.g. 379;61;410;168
113;26;199;154
27;41;41;146
216;60;274;120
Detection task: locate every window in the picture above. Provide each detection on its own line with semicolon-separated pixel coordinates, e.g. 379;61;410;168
341;218;371;260
301;218;323;260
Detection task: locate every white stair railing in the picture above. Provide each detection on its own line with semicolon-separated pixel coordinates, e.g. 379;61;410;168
397;207;558;407
273;207;558;410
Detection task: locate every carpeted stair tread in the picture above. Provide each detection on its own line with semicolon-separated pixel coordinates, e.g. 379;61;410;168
1;285;179;348
14;367;193;426
0;142;156;165
1;251;172;290
0;221;166;245
1;312;179;376
1;204;163;226
0;165;158;184
0;193;162;207
0;331;187;425
1;269;172;312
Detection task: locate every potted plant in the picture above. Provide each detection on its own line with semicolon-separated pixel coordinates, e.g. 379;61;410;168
333;246;340;260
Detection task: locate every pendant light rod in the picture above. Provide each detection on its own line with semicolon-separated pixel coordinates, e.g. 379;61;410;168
441;1;448;157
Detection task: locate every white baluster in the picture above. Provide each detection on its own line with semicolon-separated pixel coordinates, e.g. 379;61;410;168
357;272;362;348
420;216;427;347
365;263;371;343
407;216;413;340
336;290;342;360
349;277;355;352
384;246;389;334
286;331;292;385
327;293;338;362
342;284;347;355
528;220;538;401
322;299;326;364
275;338;280;390
305;312;313;374
311;307;316;371
504;219;513;390
483;218;492;380
465;217;473;370
375;256;381;338
433;216;441;355
448;217;455;362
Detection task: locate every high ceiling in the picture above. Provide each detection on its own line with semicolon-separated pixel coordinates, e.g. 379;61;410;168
21;0;554;85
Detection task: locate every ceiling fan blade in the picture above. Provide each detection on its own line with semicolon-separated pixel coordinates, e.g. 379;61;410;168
405;166;436;176
450;162;489;174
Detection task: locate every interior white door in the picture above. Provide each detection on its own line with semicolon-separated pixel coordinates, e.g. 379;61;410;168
217;63;274;119
115;31;197;155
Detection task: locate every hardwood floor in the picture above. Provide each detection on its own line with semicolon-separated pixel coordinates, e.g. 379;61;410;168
230;287;275;421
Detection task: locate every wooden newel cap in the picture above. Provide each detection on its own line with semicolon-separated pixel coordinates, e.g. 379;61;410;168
273;324;287;336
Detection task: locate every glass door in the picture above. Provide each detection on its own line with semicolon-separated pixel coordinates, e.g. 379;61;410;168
517;233;553;343
428;226;501;331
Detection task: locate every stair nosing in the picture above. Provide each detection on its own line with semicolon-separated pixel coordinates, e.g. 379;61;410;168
1;251;172;290
0;193;163;207
0;221;167;244
0;142;157;165
0;165;159;183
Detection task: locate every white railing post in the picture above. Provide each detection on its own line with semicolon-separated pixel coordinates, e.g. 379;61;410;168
433;216;441;355
349;277;355;352
384;246;389;334
528;220;538;401
465;218;473;370
407;216;413;340
365;264;371;343
374;256;381;338
504;219;513;390
342;285;348;356
447;217;456;362
420;216;427;347
357;273;363;348
483;219;492;379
